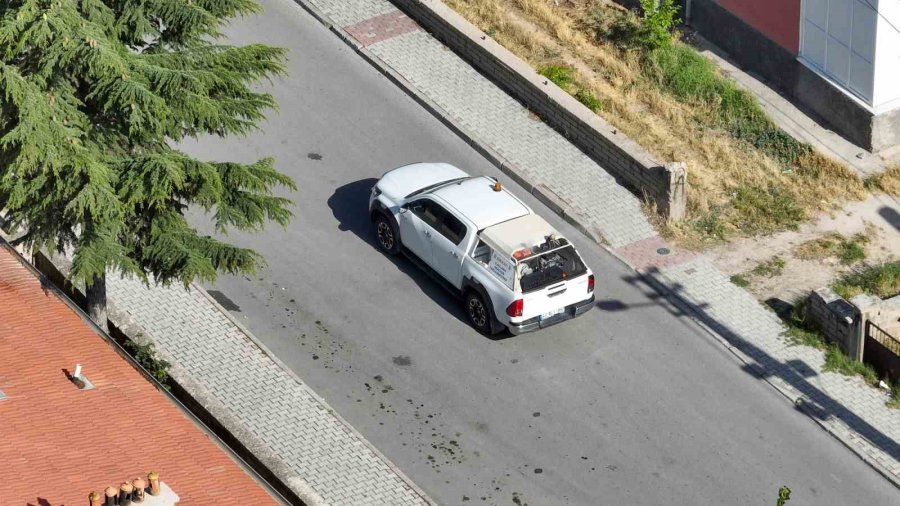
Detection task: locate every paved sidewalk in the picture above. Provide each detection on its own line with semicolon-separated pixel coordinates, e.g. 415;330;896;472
296;0;899;484
108;274;431;506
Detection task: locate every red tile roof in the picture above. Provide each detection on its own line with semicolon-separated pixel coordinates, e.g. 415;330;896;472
0;244;279;506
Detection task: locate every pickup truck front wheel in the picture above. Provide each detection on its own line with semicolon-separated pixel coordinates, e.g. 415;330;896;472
465;291;493;334
374;213;401;255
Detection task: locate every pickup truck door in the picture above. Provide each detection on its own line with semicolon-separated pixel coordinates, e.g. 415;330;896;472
398;199;436;263
429;208;467;289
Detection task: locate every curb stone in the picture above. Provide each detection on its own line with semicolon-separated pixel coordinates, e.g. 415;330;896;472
283;0;899;488
191;284;439;506
637;266;900;489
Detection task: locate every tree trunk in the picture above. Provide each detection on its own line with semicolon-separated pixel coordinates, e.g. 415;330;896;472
86;273;109;332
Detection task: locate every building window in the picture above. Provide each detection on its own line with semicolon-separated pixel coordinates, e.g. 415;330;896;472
801;0;877;104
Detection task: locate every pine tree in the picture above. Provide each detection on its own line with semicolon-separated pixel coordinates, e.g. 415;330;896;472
0;0;294;329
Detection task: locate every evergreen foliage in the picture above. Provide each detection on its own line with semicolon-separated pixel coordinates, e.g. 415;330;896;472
0;0;294;294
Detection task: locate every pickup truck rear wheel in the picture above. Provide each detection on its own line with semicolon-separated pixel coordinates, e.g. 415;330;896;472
465;291;493;334
374;213;401;255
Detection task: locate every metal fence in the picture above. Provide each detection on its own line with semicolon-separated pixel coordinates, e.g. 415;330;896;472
867;321;900;355
865;321;900;382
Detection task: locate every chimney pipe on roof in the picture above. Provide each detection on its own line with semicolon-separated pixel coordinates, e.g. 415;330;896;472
104;486;117;506
119;481;134;505
147;471;160;496
88;491;101;506
132;477;146;503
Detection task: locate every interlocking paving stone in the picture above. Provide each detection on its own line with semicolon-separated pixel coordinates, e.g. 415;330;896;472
311;0;396;27
107;275;428;506
345;10;420;47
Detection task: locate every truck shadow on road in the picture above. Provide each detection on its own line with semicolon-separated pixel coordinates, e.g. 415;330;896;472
328;178;472;329
624;267;900;465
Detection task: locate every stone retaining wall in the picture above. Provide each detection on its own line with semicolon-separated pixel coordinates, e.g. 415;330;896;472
392;0;687;219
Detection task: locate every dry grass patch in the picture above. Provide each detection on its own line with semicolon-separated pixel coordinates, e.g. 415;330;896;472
445;0;866;246
794;231;869;265
865;166;900;196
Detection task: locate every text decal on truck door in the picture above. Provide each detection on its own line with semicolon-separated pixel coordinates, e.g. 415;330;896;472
488;250;515;290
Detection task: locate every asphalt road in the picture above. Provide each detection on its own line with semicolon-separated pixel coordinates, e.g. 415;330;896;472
181;0;898;504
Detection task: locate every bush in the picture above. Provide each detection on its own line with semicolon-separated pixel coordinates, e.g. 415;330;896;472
638;0;680;50
124;340;171;387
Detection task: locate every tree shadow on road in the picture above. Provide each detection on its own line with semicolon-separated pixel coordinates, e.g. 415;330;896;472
623;267;900;464
327;178;470;328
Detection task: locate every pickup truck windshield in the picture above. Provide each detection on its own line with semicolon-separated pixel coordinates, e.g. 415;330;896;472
518;245;586;293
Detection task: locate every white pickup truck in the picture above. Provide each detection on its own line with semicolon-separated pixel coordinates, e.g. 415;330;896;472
369;162;594;335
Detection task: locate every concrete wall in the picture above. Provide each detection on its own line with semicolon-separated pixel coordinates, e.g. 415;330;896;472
686;0;898;151
392;0;687;219
806;288;863;360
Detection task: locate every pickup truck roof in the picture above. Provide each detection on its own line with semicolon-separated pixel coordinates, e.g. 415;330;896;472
431;176;530;229
480;213;559;258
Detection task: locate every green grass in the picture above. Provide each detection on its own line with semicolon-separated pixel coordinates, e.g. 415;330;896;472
832;261;900;300
730;274;750;288
839;240;867;264
539;65;604;113
643;43;811;168
751;256;786;278
731;185;806;234
690;204;726;240
575;88;604;112
794;232;868;265
888;384;900;409
539;64;575;90
782;297;827;349
824;346;879;384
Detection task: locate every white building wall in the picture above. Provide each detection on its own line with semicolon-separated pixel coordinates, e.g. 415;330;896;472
800;0;900;114
872;0;900;112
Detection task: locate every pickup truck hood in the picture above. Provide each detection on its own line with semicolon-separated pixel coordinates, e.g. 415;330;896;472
378;162;468;202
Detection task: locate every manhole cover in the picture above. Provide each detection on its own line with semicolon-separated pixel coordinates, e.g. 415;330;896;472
656;247;671;255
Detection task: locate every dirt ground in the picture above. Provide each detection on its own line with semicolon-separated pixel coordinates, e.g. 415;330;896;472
708;193;900;304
